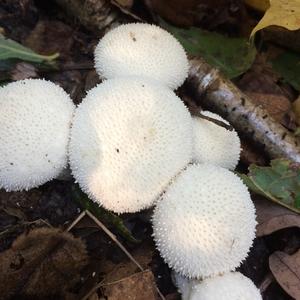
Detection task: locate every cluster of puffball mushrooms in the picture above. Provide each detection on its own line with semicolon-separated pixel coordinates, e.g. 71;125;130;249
0;23;261;299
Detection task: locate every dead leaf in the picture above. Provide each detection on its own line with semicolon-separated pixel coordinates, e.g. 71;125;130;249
269;250;300;299
254;196;300;237
102;270;159;300
25;20;74;58
146;0;245;29
0;227;88;299
244;0;270;12
251;0;300;37
11;62;37;80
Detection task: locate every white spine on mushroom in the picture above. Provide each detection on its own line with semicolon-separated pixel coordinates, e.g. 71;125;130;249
192;111;241;170
189;272;262;300
69;77;193;214
152;163;256;279
94;23;189;90
0;79;75;191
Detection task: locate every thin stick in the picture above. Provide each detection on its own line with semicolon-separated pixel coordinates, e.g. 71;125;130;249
66;210;87;232
85;210;144;271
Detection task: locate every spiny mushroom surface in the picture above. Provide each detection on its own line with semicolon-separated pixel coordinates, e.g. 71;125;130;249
188;272;262;300
69;77;193;214
0;79;75;191
152;163;256;279
192;111;241;170
94;23;189;90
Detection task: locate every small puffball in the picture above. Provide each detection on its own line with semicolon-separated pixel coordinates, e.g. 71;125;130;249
0;79;75;191
94;23;189;90
152;164;256;279
189;272;262;300
192;111;241;170
69;77;193;214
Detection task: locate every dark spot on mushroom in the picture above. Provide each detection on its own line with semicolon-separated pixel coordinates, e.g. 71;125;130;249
116;148;120;153
129;32;136;42
48;160;51;163
141;84;145;87
240;97;245;106
10;162;13;165
45;154;48;157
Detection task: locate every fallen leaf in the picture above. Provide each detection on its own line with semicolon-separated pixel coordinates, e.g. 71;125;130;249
254;196;300;236
240;159;300;213
251;0;300;37
11;62;37;80
24;20;74;59
0;227;88;299
147;0;244;29
0;34;58;62
244;0;270;12
271;50;300;91
102;270;159;300
269;250;300;299
162;21;256;78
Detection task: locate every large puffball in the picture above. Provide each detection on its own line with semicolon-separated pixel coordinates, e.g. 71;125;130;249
94;23;189;90
69;77;192;214
0;79;75;191
192;111;240;170
189;272;262;300
152;163;256;279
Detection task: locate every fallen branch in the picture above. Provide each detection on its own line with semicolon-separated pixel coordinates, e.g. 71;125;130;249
188;58;300;163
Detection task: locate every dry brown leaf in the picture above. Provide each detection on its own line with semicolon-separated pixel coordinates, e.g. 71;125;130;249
24;20;74;58
269;250;300;299
0;227;88;299
102;270;159;300
255;197;300;237
11;62;37;81
146;0;244;29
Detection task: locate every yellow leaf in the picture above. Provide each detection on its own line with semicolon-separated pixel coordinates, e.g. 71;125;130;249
251;0;300;37
244;0;270;12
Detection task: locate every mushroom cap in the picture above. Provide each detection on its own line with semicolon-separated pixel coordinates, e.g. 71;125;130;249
0;79;75;191
94;23;189;90
152;163;256;279
69;77;193;214
189;272;262;300
192;111;241;170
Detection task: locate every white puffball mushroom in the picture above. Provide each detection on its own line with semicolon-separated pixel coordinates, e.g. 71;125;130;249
152;163;256;279
189;272;262;300
192;111;241;170
0;79;75;191
69;77;193;214
94;23;189;90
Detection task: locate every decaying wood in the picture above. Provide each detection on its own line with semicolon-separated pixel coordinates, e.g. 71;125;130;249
188;58;300;163
54;0;119;32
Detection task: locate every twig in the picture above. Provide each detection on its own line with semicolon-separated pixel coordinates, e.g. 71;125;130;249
85;210;144;271
66;210;86;232
188;57;300;163
197;111;234;131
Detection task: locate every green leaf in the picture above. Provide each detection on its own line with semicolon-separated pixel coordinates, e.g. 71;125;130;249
0;35;59;63
271;51;300;91
161;21;256;79
240;159;300;213
71;185;140;243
